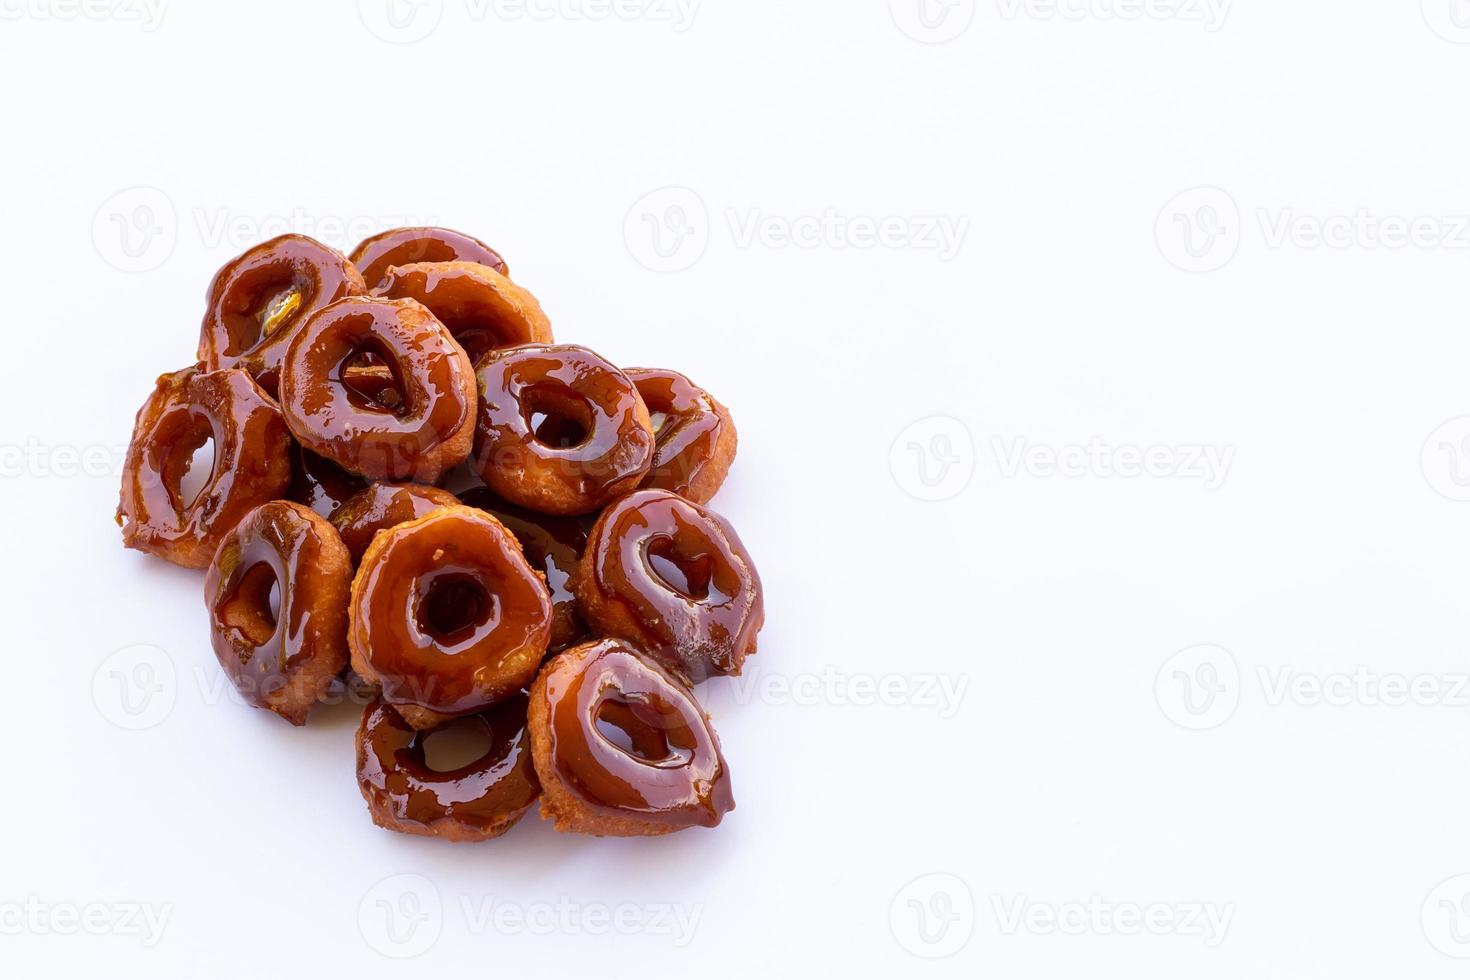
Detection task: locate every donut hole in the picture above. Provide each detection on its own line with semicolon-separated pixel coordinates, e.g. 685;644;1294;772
225;273;308;352
646;537;714;601
594;697;693;765
159;414;216;511
255;284;304;339
420;716;495;773
521;384;593;449
219;562;281;647
416;572;496;646
340;345;408;415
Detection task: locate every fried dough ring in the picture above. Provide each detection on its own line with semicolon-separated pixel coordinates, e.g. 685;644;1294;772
528;638;733;836
351;226;508;290
204;501;352;725
625;367;737;503
117;367;292;568
375;261;552;367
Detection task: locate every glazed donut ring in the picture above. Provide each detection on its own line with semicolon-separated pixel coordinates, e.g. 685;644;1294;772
356;695;540;841
625;367;737;503
351;226;508;290
474;344;655;515
375;261;552;367
117;367;292;569
331;481;460;563
279;297;476;482
459;486;590;653
573;489;763;683
198;234;366;394
204;501;352;725
528;638;733;836
349;505;552;730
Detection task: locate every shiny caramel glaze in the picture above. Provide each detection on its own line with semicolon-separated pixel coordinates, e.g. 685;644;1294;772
528;638;733;835
279;297;476;483
286;442;367;519
332;481;460;563
375;261;552;367
197;235;366;395
117;367;292;568
356;695;540;841
204;501;352;726
625;367;737;504
349;506;552;727
459;485;590;653
473;344;654;515
350;226;508;290
574;489;763;683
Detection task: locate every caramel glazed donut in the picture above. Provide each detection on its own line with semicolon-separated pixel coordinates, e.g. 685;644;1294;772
528;638;734;836
574;489;764;684
204;501;352;725
117;366;292;568
279;296;476;483
349;506;552;730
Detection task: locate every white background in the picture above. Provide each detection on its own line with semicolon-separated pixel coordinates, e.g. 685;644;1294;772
4;0;1470;976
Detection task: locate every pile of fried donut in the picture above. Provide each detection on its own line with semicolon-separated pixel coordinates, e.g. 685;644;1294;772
116;228;763;841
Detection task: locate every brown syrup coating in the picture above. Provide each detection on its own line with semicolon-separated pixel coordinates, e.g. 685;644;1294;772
197;235;366;395
286;442;368;519
279;297;476;483
573;489;763;683
625;367;737;504
349;506;552;729
332;482;461;563
356;695;540;841
458;486;590;653
473;344;654;516
117;367;292;569
350;226;508;290
375;261;552;367
203;501;352;726
527;638;733;836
